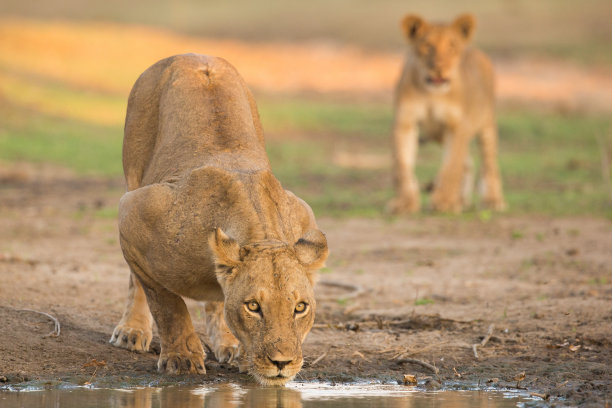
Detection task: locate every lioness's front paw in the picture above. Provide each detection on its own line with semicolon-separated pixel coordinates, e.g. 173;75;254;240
158;352;206;375
110;324;152;353
158;332;206;375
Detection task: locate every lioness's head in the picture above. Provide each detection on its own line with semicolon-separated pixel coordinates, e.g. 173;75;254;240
209;228;328;386
401;14;476;92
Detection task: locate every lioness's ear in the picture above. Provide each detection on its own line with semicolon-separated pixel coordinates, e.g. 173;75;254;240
209;228;243;279
401;14;427;41
294;229;329;273
452;14;476;41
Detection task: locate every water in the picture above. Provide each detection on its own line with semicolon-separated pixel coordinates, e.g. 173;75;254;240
0;382;541;408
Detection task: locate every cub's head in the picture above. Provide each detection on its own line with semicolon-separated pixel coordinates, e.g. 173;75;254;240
209;228;328;386
401;14;476;92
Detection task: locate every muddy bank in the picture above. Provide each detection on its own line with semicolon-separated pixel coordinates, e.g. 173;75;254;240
0;167;610;406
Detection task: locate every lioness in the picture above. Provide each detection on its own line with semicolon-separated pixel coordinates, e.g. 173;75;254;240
388;14;506;214
109;54;328;386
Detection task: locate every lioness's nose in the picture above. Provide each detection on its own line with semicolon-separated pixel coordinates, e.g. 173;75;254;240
269;357;292;370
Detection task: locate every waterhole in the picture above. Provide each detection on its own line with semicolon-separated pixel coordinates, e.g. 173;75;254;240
0;382;543;407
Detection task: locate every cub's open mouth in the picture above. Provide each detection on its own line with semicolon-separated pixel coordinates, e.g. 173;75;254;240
425;76;450;86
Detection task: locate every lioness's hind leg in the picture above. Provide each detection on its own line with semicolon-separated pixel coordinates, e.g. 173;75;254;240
110;272;153;353
203;301;241;364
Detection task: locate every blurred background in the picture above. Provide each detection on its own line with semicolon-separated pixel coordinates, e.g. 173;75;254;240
1;0;611;217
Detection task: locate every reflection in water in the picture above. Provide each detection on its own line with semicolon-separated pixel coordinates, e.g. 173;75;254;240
0;383;532;408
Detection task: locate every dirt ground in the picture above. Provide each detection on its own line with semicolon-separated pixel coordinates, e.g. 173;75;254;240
0;163;610;406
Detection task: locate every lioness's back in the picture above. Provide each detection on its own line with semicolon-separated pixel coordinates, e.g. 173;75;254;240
123;54;267;191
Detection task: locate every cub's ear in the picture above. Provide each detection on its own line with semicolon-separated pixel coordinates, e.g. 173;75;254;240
401;14;427;41
294;229;329;274
209;228;246;284
452;14;476;41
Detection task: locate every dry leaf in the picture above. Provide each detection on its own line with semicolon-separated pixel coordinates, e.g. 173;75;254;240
82;359;107;368
569;344;581;352
402;374;417;385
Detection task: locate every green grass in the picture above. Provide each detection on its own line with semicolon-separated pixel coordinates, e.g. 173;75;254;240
415;297;435;306
1;87;610;218
498;112;611;217
0;107;123;176
259;99;392;139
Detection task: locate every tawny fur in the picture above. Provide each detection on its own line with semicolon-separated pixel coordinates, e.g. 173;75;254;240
388;14;506;214
110;54;328;385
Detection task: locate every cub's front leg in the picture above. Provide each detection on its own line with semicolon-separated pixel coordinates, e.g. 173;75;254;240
478;123;506;211
432;127;469;213
388;102;421;214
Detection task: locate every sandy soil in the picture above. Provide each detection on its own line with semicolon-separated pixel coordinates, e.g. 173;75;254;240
0;163;610;406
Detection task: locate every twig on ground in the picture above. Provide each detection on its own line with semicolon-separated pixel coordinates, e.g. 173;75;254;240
453;367;462;378
317;280;366;301
472;324;494;359
396;358;439;374
530;392;550;400
15;308;61;338
392;340;453;360
309;352;327;367
82;359;107;385
480;324;495;347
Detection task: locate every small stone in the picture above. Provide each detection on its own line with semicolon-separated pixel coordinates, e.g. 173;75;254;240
424;379;441;390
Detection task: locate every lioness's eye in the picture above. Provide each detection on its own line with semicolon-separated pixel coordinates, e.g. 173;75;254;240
295;302;307;314
246;301;261;313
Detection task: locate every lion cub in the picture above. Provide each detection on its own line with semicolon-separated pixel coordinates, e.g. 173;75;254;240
388;14;506;214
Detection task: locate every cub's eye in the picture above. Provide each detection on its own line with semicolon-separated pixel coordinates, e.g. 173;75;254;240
246;301;261;313
294;302;307;314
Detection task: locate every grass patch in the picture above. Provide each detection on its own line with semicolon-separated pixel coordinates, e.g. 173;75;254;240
259;98;391;140
0;54;610;218
95;207;119;219
414;297;435;306
498;112;611;217
0;106;123;176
